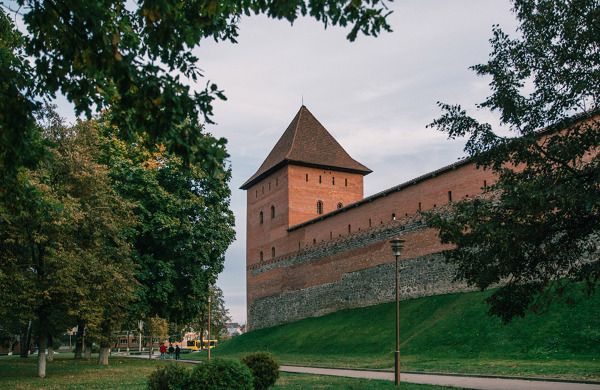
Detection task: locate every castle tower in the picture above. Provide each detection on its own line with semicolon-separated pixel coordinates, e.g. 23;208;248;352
240;105;372;270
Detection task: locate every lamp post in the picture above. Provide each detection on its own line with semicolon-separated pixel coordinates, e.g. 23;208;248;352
390;238;405;386
207;295;211;361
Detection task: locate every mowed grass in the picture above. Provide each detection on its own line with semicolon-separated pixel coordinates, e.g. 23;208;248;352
195;287;600;380
0;354;454;389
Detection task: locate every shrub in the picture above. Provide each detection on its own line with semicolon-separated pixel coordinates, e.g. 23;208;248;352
188;358;253;390
147;364;190;390
241;352;280;390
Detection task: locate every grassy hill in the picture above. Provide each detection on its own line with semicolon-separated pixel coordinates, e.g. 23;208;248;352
203;287;599;380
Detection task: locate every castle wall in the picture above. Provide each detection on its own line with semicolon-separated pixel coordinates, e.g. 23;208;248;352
246;158;496;330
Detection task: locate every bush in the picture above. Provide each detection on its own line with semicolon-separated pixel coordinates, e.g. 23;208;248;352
188;358;253;390
147;364;190;390
241;352;280;390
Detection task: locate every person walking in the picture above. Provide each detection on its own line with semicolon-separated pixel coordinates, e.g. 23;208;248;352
175;345;180;360
159;343;166;359
168;344;174;359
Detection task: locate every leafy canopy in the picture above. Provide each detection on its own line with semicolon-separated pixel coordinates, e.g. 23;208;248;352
426;0;600;323
2;0;393;175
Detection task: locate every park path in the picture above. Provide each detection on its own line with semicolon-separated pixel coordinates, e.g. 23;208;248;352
119;353;600;390
280;365;600;390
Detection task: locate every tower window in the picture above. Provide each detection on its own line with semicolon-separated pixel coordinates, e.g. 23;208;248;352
306;173;308;182
317;201;323;214
369;218;372;227
313;239;316;245
259;211;263;224
345;178;348;187
271;247;275;258
418;202;422;212
319;175;322;183
484;180;487;189
271;205;275;219
348;224;351;234
332;177;335;185
260;251;263;261
448;191;452;202
392;213;396;220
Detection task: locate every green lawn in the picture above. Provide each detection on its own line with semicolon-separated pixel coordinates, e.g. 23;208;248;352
0;354;453;389
192;287;600;381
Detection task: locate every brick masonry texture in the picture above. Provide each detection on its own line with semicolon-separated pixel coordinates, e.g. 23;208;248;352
249;251;472;330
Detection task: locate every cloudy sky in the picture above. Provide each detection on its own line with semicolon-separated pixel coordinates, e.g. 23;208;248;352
48;1;520;323
195;0;520;323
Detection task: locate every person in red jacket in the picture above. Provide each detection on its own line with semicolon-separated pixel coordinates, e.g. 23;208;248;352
159;343;166;359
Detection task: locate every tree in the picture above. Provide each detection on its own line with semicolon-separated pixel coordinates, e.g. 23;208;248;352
0;108;137;376
98;118;235;336
185;285;231;344
426;0;600;323
2;0;392;177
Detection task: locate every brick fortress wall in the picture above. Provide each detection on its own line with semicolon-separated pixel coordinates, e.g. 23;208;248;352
246;158;495;330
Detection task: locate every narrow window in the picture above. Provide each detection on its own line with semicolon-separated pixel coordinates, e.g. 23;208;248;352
369;218;372;227
313;238;316;245
306;173;309;182
345;178;348;187
332;177;335;185
418;202;422;212
259;211;263;224
317;201;323;214
319;175;322;183
434;204;437;208
330;231;333;239
271;205;275;219
260;251;263;261
337;203;343;209
271;247;275;258
255;190;258;198
392;213;396;220
448;191;452;202
348;224;351;234
298;242;301;249
483;180;487;189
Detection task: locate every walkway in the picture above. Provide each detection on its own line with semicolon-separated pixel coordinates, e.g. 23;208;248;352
281;365;600;390
118;353;600;390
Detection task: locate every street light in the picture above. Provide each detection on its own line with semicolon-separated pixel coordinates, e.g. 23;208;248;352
390;238;405;386
207;295;211;362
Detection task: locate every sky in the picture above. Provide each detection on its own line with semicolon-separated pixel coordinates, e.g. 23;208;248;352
49;0;520;324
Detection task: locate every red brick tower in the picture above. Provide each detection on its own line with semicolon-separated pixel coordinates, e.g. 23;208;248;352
240;105;372;270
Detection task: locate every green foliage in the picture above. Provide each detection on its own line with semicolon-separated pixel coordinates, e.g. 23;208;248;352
147;364;190;390
2;0;392;176
188;358;253;390
97;119;236;325
241;352;280;390
426;0;600;322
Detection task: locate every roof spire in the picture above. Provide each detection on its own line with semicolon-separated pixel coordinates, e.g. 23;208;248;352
240;106;371;190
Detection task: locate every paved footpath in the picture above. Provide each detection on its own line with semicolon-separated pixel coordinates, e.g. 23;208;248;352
120;354;600;390
281;365;600;390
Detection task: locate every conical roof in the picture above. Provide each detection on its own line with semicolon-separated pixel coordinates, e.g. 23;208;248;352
241;106;371;190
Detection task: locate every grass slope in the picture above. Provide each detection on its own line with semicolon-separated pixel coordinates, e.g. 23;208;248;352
206;288;600;380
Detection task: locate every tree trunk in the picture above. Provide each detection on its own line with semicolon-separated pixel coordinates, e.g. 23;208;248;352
98;345;110;365
74;319;85;359
20;320;31;358
84;340;92;360
37;318;48;378
47;334;54;362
